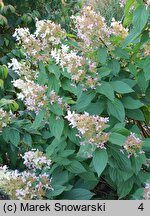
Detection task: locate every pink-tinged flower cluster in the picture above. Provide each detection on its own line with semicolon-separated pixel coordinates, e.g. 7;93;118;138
13;20;66;63
111;18;128;38
0;150;53;200
72;6;111;49
65;111;109;149
35;19;66;45
0;108;14;132
51;45;98;89
12;79;47;113
22;150;52;170
123;132;144;157
50;90;69;110
144;183;150;200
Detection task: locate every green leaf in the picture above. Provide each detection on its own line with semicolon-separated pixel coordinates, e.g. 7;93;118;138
23;133;32;146
2;127;10;143
0;65;8;79
49;115;64;140
111;125;130;136
48;74;60;93
123;29;140;47
78;142;97;159
46;138;62;157
143;138;150;149
98;67;111;79
107;99;125;122
52;171;69;185
61;79;78;95
76;91;95;111
62;188;94;200
31;109;46;130
93;149;108;177
128;63;138;76
108;59;120;75
97;82;115;101
97;47;107;64
126;109;145;121
132;188;144;200
123;5;149;47
38;61;47;85
49;103;64;116
108;145;132;171
46;185;66;198
122;96;144;109
66;160;86;174
109;133;126;146
59;150;75;157
9;128;20;147
86;101;105;115
137;72;149;92
0;79;4;88
143;57;150;81
117;177;134;199
131;154;146;175
113;47;129;59
133;5;149;33
47;64;61;80
111;81;134;94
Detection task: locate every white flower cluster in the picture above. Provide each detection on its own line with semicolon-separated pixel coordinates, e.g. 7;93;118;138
72;6;111;49
8;58;37;79
13;28;30;43
51;45;98;88
13;20;66;63
123;132;144;157
111;18;128;38
8;58;21;74
35;19;66;45
12;78;47;113
22;150;52;170
65;111;109;148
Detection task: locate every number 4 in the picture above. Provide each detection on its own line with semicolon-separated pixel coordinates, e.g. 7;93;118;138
138;203;144;211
